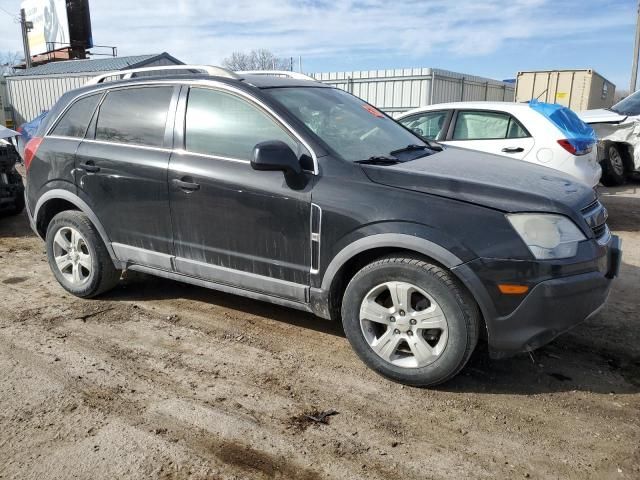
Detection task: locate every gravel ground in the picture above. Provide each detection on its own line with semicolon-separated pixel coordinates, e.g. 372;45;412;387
0;179;638;480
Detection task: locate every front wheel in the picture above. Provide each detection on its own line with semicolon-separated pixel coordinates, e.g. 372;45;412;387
341;256;480;387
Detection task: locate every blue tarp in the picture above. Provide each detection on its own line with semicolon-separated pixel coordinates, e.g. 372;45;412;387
528;99;597;152
18;111;48;143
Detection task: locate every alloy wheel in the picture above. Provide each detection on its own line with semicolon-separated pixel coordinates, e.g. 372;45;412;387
359;281;449;368
52;226;92;286
609;146;625;177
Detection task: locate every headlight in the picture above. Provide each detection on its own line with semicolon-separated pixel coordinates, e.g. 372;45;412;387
507;214;586;259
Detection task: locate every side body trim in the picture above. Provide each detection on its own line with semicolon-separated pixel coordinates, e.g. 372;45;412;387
127;264;313;313
173;256;307;302
112;243;173;270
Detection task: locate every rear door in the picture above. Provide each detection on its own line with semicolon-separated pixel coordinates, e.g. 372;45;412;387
444;110;535;160
75;85;178;270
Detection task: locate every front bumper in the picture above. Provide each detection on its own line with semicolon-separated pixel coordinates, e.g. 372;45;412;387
453;235;621;357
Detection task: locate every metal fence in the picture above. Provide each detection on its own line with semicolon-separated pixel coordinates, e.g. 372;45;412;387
311;68;515;117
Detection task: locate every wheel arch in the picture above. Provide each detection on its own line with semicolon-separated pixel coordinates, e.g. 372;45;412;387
316;234;489;332
34;189;120;267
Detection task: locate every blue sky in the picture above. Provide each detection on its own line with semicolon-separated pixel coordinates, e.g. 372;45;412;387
0;0;636;90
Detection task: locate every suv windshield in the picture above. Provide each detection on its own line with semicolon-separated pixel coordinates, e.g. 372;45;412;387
611;90;640;116
265;87;427;162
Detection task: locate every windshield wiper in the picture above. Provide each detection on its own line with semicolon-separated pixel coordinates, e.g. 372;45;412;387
390;144;429;155
354;156;401;165
391;142;441;155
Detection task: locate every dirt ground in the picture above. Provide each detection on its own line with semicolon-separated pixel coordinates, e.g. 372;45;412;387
0;179;639;480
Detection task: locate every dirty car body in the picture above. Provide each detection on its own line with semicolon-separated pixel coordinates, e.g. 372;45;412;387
24;69;622;386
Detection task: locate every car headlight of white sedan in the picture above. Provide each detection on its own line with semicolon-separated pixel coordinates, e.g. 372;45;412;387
507;214;586;259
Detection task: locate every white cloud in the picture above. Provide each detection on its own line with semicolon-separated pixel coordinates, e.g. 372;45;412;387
0;0;634;69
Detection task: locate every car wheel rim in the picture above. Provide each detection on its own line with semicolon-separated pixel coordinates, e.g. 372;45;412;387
359;281;449;368
52;226;92;286
609;147;624;176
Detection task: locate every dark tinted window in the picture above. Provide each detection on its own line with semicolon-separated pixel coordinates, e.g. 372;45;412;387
185;88;297;159
51;94;101;138
96;87;173;147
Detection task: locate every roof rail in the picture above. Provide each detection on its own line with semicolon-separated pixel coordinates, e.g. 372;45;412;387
237;70;317;82
85;65;239;85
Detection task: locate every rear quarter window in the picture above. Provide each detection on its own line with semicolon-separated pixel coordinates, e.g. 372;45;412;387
50;94;101;138
95;87;174;147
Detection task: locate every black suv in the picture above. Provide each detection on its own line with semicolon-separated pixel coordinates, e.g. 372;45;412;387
24;67;621;386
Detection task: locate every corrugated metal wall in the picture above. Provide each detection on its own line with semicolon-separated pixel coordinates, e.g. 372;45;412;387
7;74;92;124
6;57;181;125
311;68;515;117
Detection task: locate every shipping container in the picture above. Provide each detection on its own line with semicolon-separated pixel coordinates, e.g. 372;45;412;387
515;69;616;111
311;68;515;118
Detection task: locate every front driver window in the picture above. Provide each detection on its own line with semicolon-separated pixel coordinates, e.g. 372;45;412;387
185;88;298;160
400;111;448;140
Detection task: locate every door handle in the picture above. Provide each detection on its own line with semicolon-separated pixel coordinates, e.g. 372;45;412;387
78;161;100;173
172;177;200;192
501;147;525;153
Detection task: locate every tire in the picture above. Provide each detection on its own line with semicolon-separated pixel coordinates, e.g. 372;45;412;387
341;255;480;387
46;211;121;298
600;144;627;187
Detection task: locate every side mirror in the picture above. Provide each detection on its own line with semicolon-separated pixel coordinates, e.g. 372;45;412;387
251;140;302;175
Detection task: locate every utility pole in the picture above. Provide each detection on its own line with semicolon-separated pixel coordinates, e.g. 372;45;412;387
20;8;33;69
631;0;640;92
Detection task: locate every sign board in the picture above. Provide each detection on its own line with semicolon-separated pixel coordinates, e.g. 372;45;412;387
22;0;70;56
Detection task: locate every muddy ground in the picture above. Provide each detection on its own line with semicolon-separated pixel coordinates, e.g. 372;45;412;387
0;180;639;480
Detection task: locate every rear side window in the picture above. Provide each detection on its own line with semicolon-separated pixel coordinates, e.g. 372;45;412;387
51;94;101;138
185;87;297;159
453;111;529;140
95;87;173;147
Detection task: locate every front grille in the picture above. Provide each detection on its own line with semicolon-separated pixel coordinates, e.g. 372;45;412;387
581;199;610;244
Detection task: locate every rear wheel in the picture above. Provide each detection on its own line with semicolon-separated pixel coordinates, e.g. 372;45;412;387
600;144;627;186
341;255;480;387
46;211;121;298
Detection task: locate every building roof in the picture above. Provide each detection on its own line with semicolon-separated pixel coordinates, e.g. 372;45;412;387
9;53;182;77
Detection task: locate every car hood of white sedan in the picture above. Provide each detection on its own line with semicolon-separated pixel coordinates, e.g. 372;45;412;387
578;108;628;125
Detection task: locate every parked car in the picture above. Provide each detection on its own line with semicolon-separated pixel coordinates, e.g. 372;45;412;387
0;128;25;217
397;100;601;187
16;111;49;160
24;66;621;387
578;91;640;186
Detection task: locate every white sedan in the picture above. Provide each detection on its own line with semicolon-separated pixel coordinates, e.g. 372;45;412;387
397;101;601;187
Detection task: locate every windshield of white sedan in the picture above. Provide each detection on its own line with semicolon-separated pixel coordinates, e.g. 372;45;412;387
265;87;430;162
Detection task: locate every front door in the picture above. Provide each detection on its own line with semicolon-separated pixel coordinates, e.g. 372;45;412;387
75;85;178;269
168;86;312;301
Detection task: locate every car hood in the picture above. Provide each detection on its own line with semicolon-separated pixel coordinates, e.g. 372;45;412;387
577;108;627;125
362;147;596;216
